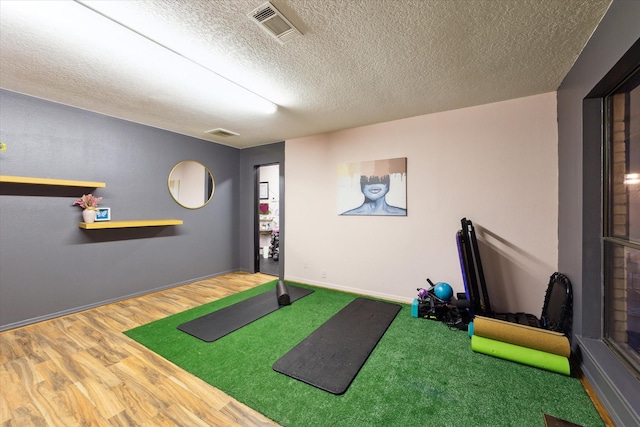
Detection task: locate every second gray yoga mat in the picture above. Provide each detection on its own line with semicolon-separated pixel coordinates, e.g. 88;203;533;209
178;284;313;342
272;297;401;394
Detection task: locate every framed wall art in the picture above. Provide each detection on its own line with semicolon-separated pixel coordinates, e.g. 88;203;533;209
337;157;407;216
95;207;111;221
259;182;269;200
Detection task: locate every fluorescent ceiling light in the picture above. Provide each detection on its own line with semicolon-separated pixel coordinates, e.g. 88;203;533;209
1;0;278;115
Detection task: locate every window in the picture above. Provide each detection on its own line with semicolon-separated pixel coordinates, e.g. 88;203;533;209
604;66;640;377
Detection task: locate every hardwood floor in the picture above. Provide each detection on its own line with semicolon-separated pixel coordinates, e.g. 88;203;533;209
0;272;281;426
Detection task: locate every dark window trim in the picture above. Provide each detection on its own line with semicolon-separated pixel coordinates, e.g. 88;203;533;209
587;38;640;99
579;36;640;426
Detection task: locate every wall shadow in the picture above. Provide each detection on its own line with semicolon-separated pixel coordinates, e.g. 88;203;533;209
474;224;552;314
74;226;181;243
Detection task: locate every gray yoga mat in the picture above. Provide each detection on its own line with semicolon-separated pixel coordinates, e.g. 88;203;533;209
272;297;401;394
178;284;313;342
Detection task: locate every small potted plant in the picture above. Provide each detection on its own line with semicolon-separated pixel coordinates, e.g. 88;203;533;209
73;193;103;224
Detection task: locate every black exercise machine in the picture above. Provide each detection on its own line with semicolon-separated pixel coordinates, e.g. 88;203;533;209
457;217;572;334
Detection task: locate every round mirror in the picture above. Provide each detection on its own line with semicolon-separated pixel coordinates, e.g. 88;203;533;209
168;160;214;209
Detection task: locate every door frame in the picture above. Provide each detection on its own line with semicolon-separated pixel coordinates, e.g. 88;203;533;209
254;163;281;274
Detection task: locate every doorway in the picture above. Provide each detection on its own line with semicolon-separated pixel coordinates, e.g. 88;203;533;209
256;164;280;276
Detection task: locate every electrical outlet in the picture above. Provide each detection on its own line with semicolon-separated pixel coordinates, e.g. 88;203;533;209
321;270;327;278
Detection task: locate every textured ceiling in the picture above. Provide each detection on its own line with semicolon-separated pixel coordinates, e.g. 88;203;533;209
0;0;611;148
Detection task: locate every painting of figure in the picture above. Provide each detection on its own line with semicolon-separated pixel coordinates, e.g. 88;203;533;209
337;157;407;216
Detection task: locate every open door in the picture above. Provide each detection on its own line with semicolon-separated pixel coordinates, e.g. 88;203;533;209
255;164;280;276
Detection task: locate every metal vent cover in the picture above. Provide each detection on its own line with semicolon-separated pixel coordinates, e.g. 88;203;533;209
247;2;302;44
205;128;239;137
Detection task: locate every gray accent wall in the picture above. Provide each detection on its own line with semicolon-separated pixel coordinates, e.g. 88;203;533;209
557;1;640;425
0;89;241;330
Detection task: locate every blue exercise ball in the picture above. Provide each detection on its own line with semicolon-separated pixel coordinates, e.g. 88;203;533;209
434;282;453;302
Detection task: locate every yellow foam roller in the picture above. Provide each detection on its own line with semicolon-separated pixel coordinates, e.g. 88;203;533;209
473;316;570;357
471;335;571;376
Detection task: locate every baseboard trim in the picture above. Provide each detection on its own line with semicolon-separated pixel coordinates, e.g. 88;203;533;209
283;275;413;304
0;269;237;332
573;359;616;426
574;335;640;427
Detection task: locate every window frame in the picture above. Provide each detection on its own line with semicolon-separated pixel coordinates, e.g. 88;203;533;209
601;58;640;379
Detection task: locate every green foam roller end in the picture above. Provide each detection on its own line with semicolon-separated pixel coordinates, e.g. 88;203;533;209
471;335;570;375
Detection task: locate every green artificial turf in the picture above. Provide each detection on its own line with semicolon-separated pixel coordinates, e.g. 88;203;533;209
124;281;604;427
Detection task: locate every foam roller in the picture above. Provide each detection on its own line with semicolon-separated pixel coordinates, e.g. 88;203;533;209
276;280;291;306
473;316;570;357
471;335;570;375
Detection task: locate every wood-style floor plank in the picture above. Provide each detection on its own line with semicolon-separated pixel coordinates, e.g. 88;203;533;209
0;272;280;426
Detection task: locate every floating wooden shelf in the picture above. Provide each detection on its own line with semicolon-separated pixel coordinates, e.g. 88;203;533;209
0;175;106;188
78;219;183;229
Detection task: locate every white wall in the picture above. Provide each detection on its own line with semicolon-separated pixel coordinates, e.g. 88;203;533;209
285;92;558;315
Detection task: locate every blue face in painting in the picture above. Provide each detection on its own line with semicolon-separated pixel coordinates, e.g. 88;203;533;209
362;183;389;201
342;173;405;216
360;175;391;201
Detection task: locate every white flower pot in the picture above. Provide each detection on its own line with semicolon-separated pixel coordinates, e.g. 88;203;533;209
82;209;96;223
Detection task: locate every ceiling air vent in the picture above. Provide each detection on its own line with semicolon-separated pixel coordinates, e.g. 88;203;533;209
248;2;302;44
205;128;239;138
